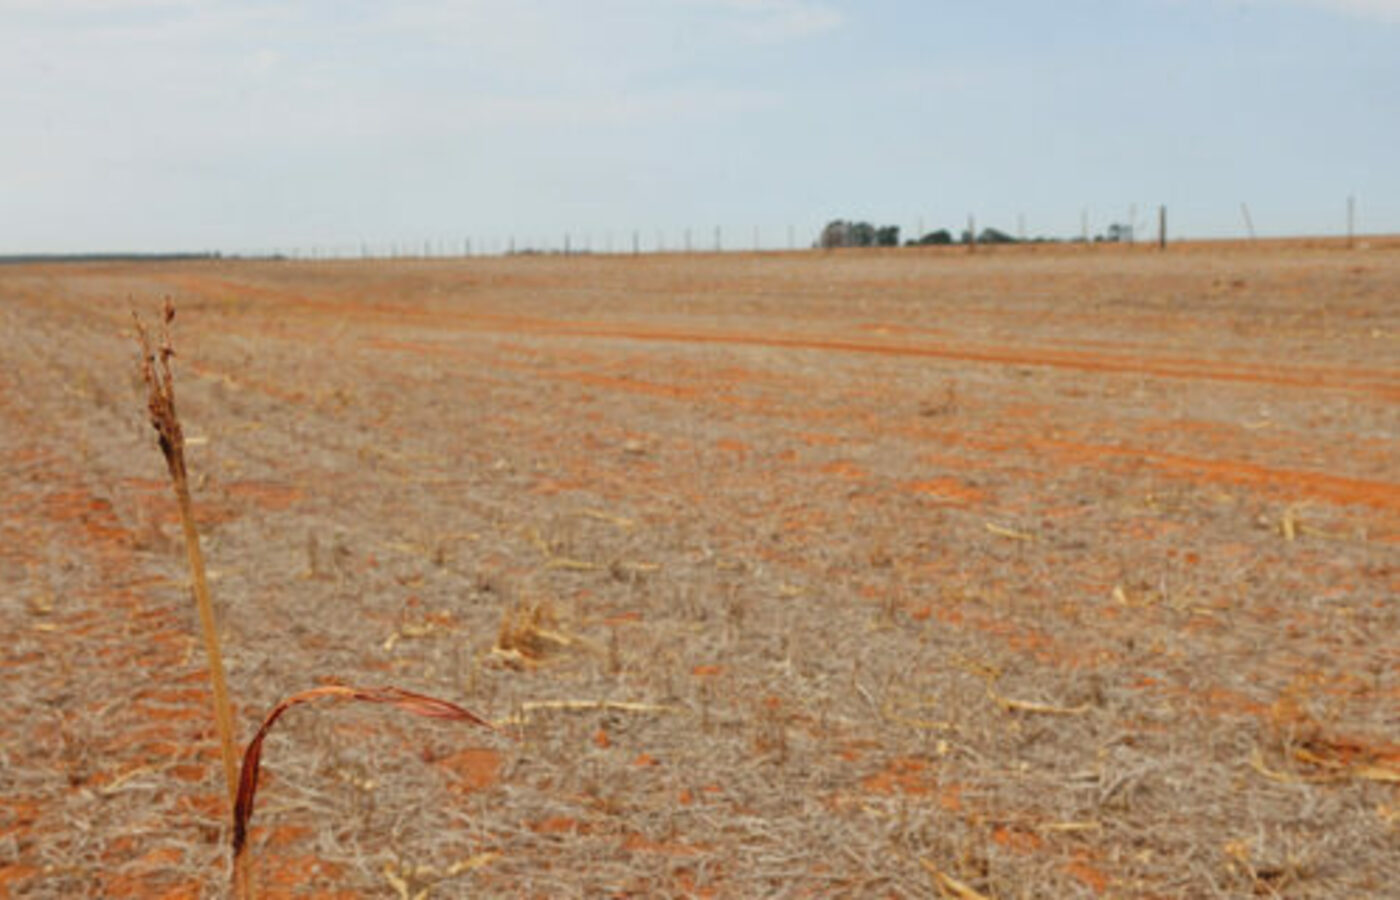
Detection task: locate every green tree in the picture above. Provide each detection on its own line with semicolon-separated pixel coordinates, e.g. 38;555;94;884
911;229;953;246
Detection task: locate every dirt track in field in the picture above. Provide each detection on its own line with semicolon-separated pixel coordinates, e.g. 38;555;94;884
2;240;1397;897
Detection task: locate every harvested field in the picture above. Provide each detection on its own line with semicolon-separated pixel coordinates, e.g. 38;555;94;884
2;239;1398;897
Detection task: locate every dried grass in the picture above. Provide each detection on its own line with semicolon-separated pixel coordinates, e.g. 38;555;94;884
2;250;1394;896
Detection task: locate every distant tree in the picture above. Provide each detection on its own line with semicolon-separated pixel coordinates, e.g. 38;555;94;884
978;227;1016;244
1105;222;1134;243
819;220;851;249
907;229;953;246
820;218;901;249
849;221;877;247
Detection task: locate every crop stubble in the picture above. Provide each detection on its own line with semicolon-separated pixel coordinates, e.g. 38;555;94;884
1;239;1397;896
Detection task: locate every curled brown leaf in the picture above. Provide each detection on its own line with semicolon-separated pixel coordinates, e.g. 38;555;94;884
232;685;498;861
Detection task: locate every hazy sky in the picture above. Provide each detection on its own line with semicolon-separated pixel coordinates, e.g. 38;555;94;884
2;0;1396;254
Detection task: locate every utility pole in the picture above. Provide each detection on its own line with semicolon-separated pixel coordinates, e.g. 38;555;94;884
1158;205;1167;251
1347;194;1356;248
967;214;976;253
1240;203;1257;241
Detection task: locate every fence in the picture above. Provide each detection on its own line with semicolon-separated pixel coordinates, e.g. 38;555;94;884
225;198;1365;261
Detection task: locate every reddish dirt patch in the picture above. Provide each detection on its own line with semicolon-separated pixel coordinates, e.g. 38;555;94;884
860;756;932;795
435;747;504;792
1064;855;1112;893
903;476;987;506
223;479;304;511
620;832;705;856
991;825;1045;854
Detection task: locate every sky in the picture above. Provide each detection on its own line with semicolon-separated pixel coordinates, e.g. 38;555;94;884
1;0;1397;254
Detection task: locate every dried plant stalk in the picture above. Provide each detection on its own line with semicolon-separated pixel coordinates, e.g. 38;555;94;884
232;685;498;880
134;300;250;894
133;303;243;804
136;303;498;897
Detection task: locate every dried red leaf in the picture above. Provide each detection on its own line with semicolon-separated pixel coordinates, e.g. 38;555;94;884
232;685;497;861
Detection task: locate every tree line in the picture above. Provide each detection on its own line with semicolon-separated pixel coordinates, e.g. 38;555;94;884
818;218;1136;249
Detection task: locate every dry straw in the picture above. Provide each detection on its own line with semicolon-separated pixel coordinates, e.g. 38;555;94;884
134;300;498;897
134;300;249;891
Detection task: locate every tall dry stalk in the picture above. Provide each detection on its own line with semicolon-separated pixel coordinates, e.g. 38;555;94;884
134;301;500;897
134;300;250;895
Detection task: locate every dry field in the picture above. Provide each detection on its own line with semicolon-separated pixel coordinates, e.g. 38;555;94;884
1;239;1398;898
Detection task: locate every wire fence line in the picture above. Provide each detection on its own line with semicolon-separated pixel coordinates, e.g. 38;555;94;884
227;217;1079;260
212;197;1370;260
232;222;1137;262
235;224;821;261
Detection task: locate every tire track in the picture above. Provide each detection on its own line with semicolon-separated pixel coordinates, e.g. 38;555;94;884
166;272;1400;399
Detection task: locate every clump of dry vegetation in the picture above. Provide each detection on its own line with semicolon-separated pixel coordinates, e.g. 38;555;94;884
491;597;596;669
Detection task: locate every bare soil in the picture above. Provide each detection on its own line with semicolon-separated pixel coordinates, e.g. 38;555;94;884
2;239;1397;897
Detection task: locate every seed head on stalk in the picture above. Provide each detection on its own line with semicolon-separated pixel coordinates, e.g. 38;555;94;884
135;299;186;478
